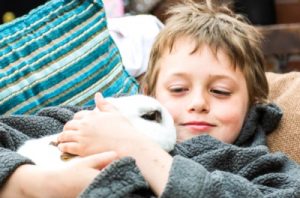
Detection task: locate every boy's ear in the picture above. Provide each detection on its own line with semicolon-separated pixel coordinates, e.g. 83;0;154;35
141;85;148;95
136;73;151;95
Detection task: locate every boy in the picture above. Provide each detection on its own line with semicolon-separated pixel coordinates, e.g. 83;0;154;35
1;0;300;197
57;0;300;197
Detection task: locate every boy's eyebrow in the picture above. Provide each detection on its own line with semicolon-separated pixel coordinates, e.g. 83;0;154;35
208;74;238;83
170;72;187;77
208;74;231;79
163;72;189;79
168;73;238;83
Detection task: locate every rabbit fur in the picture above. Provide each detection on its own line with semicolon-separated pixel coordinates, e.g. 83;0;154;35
17;95;176;168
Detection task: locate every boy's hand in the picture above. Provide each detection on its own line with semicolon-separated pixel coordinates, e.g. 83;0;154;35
46;151;118;198
0;151;118;198
57;93;142;157
94;92;118;112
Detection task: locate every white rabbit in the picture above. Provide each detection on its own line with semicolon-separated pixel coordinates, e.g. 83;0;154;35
17;95;176;168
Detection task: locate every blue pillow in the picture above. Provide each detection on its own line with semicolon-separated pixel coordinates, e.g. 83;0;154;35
0;0;139;115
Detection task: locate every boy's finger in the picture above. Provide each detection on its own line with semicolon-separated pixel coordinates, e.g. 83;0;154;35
57;130;79;143
80;151;118;169
94;92;117;112
57;142;80;155
73;110;92;120
63;119;81;131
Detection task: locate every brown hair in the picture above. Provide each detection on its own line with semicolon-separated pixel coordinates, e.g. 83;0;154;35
142;0;268;105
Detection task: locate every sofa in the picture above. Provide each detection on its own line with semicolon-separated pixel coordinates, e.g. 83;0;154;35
0;0;299;164
266;72;300;163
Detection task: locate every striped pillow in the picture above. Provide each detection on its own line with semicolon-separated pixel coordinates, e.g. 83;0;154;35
0;0;139;115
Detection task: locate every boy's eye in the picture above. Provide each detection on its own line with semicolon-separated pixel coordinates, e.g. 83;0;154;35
169;87;188;93
210;89;231;96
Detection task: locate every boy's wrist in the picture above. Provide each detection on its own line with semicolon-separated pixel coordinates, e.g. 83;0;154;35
115;134;158;158
11;164;58;198
0;164;40;198
114;135;173;196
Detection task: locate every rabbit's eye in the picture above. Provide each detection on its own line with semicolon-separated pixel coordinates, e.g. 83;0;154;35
141;110;162;123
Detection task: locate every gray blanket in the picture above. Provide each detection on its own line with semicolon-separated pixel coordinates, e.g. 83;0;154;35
1;104;300;197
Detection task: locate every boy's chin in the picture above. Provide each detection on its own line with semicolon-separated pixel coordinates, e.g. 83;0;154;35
176;129;207;142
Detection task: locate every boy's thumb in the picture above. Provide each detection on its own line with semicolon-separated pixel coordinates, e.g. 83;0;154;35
82;151;118;170
94;92;117;112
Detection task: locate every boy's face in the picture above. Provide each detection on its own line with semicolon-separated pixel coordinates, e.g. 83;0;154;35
154;38;249;144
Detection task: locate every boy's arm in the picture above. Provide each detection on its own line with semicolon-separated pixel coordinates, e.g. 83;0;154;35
115;137;173;195
112;138;299;198
0;148;33;191
0;115;46;197
0;111;118;197
0;105;81;185
0;115;40;190
77;142;300;197
0;152;117;198
160;154;300;198
161;156;263;198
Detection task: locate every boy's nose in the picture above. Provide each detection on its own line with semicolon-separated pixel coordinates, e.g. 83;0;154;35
187;91;209;113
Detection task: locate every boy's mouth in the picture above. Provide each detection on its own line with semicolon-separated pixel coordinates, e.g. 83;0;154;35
180;121;216;134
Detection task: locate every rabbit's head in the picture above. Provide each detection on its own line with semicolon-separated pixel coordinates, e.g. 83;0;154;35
106;95;176;152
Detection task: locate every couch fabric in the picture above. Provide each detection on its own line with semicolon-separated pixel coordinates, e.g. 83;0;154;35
267;72;300;163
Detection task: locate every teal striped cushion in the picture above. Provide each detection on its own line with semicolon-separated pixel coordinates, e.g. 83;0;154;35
0;0;139;115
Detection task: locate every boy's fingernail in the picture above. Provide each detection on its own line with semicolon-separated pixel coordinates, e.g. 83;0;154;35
95;92;103;99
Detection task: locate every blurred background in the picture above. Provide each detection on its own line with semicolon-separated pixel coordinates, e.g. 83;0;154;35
1;0;300;73
3;0;299;24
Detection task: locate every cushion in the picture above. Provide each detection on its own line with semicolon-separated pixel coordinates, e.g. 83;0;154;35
266;72;300;163
0;0;139;115
107;14;163;77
